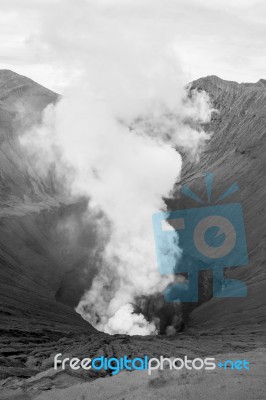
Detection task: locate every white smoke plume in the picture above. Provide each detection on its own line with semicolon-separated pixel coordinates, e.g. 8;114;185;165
21;0;212;335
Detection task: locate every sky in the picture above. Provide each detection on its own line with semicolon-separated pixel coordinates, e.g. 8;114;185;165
0;0;265;93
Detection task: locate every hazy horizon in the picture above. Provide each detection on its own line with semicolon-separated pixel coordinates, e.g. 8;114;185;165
0;0;265;93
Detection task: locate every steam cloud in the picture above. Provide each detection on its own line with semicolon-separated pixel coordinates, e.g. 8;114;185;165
21;0;212;335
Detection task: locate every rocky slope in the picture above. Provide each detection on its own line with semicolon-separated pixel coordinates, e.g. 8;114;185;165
180;76;266;333
0;71;265;399
0;70;99;383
